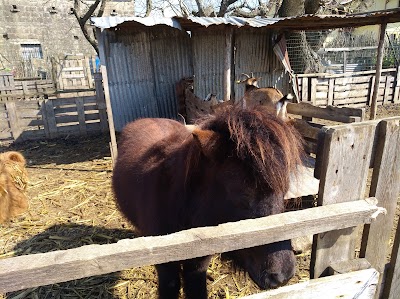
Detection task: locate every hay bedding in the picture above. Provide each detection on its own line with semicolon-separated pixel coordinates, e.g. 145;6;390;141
1;104;399;299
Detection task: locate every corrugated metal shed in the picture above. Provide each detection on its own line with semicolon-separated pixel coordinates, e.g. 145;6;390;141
92;8;400;133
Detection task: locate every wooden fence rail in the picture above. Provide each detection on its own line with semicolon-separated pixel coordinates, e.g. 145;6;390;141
0;198;384;293
296;66;400;107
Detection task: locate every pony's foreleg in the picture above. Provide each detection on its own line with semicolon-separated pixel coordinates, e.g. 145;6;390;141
156;262;181;299
182;256;212;299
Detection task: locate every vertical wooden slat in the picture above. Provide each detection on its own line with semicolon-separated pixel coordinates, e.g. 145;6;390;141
44;99;58;138
310;78;317;105
311;122;377;279
5;102;22;141
302;77;308;102
94;73;108;132
384;213;400;299
86;57;94;89
360;117;400;298
75;97;87;136
370;22;387;120
328;78;334;106
383;76;391;105
393;65;400;104
369;76;376;106
97;28;118;164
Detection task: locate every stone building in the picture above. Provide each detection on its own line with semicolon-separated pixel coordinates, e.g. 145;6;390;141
0;0;135;78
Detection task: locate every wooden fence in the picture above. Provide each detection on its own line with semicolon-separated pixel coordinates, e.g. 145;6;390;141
0;115;399;299
54;55;96;90
0;73;108;143
296;66;400;107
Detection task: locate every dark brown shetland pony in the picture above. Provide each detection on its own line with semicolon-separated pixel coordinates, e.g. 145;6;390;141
112;106;303;299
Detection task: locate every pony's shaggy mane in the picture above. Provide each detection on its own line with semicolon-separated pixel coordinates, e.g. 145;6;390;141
198;106;304;195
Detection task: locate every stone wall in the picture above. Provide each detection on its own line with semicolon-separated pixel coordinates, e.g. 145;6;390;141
0;0;135;78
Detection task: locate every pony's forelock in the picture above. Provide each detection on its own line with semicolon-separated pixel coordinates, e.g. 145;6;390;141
199;106;303;195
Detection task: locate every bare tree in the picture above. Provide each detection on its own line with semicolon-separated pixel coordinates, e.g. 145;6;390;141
72;0;107;55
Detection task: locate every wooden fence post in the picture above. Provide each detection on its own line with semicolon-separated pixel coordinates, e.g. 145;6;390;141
360;117;400;298
301;77;308;102
43;99;58;139
75;96;87;136
94;73;108;132
384;212;400;299
310;78;317;105
370;22;387;120
311;122;377;279
5;102;22;141
328;78;334;106
393;65;400;104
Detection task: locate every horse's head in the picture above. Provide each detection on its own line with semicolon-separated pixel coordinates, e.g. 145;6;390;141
191;106;303;289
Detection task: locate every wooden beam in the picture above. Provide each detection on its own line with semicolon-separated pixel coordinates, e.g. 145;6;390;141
311;122;377;278
328;258;371;276
96;28;118;164
241;269;379;299
383;208;400;299
370;22;388;120
0;199;385;293
360;117;400;298
287;102;364;123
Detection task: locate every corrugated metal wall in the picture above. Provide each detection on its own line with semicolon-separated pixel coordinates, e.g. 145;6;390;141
104;25;290;131
234;28;289;102
105;27;192;131
192;30;226;100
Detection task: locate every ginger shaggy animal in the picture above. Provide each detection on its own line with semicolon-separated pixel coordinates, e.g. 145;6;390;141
0;151;29;223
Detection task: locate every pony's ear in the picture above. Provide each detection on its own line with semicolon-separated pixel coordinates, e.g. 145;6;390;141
192;129;224;159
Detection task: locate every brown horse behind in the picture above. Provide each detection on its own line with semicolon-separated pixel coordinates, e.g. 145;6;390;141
113;106;303;299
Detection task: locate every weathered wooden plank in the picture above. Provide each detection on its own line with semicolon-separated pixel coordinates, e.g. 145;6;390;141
43;99;58;138
94;73;109;132
384;76;392;105
393;65;400;104
5;102;22;141
315;91;328;99
311;122;377;279
241;269;378;299
360;117;400;298
327;78;334;106
334;88;371;99
301;77;308;101
0;199;385;293
383;207;400;299
310;78;317;105
370;22;387;120
287;102;364;123
75;97;87;136
328;258;371;275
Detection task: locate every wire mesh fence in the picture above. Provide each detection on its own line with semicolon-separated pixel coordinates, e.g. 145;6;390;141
286;25;400;75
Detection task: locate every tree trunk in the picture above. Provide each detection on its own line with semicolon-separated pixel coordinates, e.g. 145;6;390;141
278;0;324;73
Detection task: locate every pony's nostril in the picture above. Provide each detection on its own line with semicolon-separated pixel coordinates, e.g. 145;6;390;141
267;273;286;288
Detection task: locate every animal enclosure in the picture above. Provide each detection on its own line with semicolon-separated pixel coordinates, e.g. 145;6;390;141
0;107;399;298
0;73;108;143
296;66;400;107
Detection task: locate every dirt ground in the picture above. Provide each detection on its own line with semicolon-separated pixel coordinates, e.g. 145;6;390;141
1;104;400;299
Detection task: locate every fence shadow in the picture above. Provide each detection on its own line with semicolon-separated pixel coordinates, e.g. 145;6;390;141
1;133;112;167
4;223;138;298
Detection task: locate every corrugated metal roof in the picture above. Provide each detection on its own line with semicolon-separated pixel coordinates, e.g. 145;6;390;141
91;16;182;30
92;8;400;31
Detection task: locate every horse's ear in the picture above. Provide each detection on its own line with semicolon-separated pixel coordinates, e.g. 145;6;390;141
192;129;223;159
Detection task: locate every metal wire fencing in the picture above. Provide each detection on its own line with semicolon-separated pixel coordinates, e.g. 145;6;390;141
285;25;400;74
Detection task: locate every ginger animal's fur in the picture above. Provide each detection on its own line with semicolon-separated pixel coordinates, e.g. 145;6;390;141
0;151;29;223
